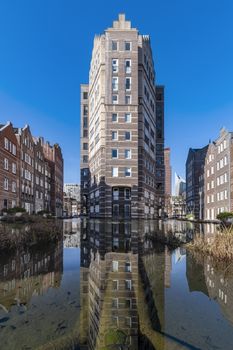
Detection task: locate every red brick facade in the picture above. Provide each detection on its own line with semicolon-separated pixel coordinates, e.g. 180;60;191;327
0;123;19;210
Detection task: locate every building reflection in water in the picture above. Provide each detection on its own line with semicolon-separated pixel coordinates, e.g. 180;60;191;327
79;219;174;350
0;239;63;313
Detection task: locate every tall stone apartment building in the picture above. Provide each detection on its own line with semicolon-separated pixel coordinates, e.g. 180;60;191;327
0;122;19;210
80;14;165;219
186;146;208;220
205;128;233;220
0;122;63;216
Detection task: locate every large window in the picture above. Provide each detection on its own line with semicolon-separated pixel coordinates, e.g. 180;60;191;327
125;131;131;140
125;95;131;104
125;42;131;51
112;131;118;140
112;77;118;91
125;113;131;123
4;178;8;190
112;149;118;158
112;113;118;122
112;95;118;104
125;59;131;73
112;41;118;51
125;149;131;159
112;167;118;177
112;59;118;73
125;168;132;177
4;158;8;170
125;77;131;91
112;261;119;272
113;188;119;200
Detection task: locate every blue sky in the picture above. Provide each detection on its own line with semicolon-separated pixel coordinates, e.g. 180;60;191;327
0;0;233;184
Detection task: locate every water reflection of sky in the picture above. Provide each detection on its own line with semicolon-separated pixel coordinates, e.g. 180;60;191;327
164;249;233;350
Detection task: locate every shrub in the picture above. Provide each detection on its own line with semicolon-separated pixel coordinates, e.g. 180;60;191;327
36;210;52;216
6;207;26;214
216;212;233;221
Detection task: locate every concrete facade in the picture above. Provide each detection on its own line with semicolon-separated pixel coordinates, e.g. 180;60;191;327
80;14;165;219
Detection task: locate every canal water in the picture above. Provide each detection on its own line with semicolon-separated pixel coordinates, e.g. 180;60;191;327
0;219;233;349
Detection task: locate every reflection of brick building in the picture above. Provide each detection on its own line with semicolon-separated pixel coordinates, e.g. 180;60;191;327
164;147;172;216
0;239;63;311
0;122;19;211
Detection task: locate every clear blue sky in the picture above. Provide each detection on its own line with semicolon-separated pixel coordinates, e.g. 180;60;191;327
0;0;233;184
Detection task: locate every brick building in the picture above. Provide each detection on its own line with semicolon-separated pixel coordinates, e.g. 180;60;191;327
0;122;63;216
15;125;35;214
205;128;233;220
42;141;64;217
0;122;19;211
80;14;165;219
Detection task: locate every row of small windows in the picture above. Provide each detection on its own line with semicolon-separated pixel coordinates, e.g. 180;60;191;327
4;158;17;174
112;167;132;177
3;178;16;192
112;77;131;91
111;149;132;159
111;131;131;141
4;138;17;155
112;59;131;74
112;95;131;104
112;41;132;51
207;190;228;203
112;113;131;122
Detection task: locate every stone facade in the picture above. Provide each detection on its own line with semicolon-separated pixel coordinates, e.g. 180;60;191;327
80;14;165;219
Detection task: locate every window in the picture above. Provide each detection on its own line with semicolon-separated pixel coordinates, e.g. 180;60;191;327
112;41;118;50
4;178;8;190
12;163;16;174
124;188;131;199
83;116;88;128
125;131;131;140
83;92;88;99
125;77;131;90
112;113;118;122
83;155;88;163
4;158;8;170
125;42;131;51
125;299;132;308
125;280;131;290
112;298;118;308
113;188;119;200
112;261;119;272
125;168;132;177
125;59;131;73
11;181;16;193
112;149;118;158
112;77;118;91
112;59;118;73
125;149;131;159
83;143;88;150
112;95;118;104
4;137;9;150
12;144;16;155
83;129;88;137
112;131;118;140
125;262;131;272
125;95;131;104
112;167;118;177
112;280;118;290
125;113;131;122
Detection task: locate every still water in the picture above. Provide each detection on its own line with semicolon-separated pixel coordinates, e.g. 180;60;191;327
0;219;233;350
